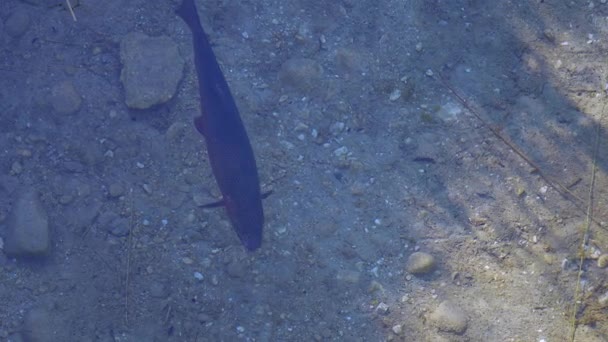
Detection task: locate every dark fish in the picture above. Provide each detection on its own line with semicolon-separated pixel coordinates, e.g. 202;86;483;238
176;0;264;251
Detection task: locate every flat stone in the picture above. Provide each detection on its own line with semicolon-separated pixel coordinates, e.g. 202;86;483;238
23;308;54;342
49;80;82;114
4;189;50;257
120;32;184;109
108;183;125;198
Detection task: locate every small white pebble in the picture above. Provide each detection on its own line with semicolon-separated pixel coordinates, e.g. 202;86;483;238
333;146;349;157
236;326;245;333
425;69;434;76
136;162;145;168
389;89;401;101
194;272;204;280
142;183;152;194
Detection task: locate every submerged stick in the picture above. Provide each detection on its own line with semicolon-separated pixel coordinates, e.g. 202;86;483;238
66;0;77;22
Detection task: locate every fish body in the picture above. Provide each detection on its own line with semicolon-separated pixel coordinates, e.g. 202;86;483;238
176;0;264;251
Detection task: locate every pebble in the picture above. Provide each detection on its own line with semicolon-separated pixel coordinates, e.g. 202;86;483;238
5;8;31;38
376;302;389;315
389;89;401;101
226;260;247;278
598;254;608;268
436;101;463;122
4;189;50;257
149;282;168;298
336;269;361;284
406;252;436;275
391;324;403;335
335;48;364;75
49;80;82;114
108;218;130;237
333;146;349;158
120;32;184;109
278;57;323;92
329;122;345;135
429;300;468;334
108;183;125;198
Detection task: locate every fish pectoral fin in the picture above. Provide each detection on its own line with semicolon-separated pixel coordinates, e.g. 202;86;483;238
261;190;273;200
194;115;205;136
199;190;271;209
199;198;225;208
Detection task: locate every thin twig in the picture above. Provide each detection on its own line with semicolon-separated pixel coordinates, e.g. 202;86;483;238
65;0;77;22
125;188;135;326
569;102;603;341
438;74;605;229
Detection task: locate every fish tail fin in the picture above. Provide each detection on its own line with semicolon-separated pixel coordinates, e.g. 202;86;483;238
176;0;201;29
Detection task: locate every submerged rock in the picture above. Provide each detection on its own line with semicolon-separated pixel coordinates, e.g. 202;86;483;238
49;80;82;115
278;57;323;92
429;300;468;334
4;189;50;257
120;32;184;109
406;251;436;275
23;307;54;342
5;8;31;38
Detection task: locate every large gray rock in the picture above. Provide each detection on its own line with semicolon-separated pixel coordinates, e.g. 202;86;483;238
120;32;184;109
4;190;50;257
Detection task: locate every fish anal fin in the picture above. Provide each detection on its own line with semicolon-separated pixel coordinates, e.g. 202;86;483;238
199;198;225;208
194;116;206;136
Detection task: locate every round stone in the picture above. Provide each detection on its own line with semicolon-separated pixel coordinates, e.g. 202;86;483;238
429;300;468;334
406;251;436;275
